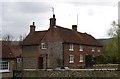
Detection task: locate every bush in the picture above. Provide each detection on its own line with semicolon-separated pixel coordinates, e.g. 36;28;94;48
94;55;107;64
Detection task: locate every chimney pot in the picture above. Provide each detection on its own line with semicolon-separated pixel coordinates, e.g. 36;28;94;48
33;22;35;26
72;25;77;31
30;22;36;34
50;14;56;27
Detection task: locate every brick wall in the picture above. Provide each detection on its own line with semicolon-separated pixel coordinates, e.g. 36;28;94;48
22;45;39;69
63;43;85;68
22;69;120;78
63;43;103;68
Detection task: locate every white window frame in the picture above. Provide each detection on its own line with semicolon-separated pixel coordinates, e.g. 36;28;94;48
92;48;95;52
69;44;74;51
69;54;74;63
79;51;83;62
41;43;47;49
79;45;83;51
0;61;10;72
17;58;21;63
97;49;101;52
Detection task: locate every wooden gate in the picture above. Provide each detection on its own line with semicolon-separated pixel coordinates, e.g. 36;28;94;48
13;70;22;79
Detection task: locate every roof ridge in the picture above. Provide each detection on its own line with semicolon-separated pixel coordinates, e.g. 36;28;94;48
56;25;73;31
35;30;47;33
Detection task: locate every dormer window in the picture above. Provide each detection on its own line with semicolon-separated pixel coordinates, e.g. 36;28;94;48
79;45;83;51
41;43;47;49
69;44;74;51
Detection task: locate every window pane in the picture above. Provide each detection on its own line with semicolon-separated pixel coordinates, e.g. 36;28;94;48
41;43;47;49
79;52;83;62
69;44;74;51
69;54;74;63
0;61;9;70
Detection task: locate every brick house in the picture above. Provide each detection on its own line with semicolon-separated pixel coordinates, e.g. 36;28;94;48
0;41;22;78
22;15;103;69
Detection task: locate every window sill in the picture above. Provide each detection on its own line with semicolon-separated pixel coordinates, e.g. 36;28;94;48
79;61;83;63
69;61;74;63
0;70;10;73
69;49;74;51
41;48;47;49
79;49;83;51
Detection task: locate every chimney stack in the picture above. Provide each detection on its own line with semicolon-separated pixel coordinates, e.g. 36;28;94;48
30;22;36;34
72;25;77;31
50;14;56;28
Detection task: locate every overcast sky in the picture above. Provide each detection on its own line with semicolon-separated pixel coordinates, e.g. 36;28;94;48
1;0;119;40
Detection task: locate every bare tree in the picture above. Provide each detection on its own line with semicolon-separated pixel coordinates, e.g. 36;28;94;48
2;34;13;41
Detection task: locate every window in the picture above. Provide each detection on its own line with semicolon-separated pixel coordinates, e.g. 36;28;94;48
79;45;83;51
0;61;9;72
69;51;74;63
97;49;101;52
69;44;74;51
41;43;47;49
92;48;95;52
17;58;21;63
79;51;83;62
69;54;74;63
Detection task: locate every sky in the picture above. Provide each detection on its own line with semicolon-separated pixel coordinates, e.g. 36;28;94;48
0;0;119;40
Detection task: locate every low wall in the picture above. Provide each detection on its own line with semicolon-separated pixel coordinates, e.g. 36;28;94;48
22;69;120;78
93;64;119;69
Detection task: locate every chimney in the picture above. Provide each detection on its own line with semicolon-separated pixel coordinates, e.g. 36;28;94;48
72;25;77;31
30;22;36;34
50;14;56;28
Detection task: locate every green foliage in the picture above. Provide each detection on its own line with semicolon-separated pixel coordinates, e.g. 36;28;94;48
94;55;107;64
105;21;120;64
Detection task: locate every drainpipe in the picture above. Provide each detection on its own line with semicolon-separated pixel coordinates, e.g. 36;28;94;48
46;53;48;69
62;42;64;67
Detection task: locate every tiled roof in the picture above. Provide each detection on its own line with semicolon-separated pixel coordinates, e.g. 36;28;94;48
10;45;22;57
54;26;83;44
77;32;102;46
55;26;102;46
0;41;15;59
22;26;102;47
22;31;47;45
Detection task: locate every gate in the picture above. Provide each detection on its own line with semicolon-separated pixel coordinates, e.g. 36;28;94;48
13;70;22;79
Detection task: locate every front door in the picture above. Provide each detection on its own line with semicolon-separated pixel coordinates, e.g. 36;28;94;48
38;57;43;69
85;55;92;67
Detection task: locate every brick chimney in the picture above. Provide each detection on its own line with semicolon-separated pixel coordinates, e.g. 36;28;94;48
30;22;36;34
72;25;77;31
49;14;56;28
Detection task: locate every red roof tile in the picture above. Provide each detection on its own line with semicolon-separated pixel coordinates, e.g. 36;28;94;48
10;45;22;57
77;32;102;46
22;31;47;45
22;26;102;47
55;26;102;46
1;41;15;59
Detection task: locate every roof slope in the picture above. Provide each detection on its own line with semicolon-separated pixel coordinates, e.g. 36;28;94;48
55;26;102;46
77;32;102;46
0;41;15;59
10;45;22;57
54;26;83;44
22;26;102;46
22;31;47;45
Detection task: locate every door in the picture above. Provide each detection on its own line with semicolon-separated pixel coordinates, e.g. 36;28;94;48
38;57;43;69
85;55;92;67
